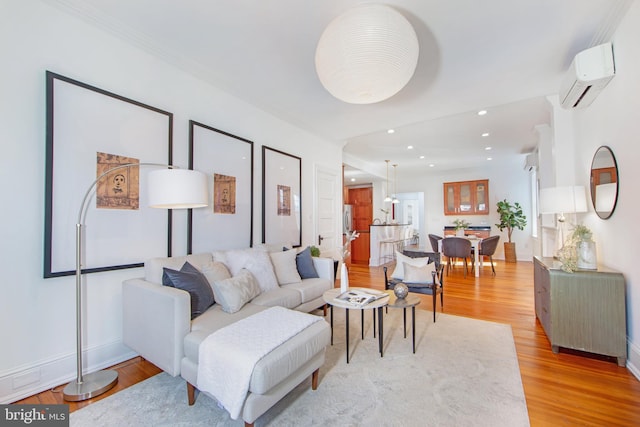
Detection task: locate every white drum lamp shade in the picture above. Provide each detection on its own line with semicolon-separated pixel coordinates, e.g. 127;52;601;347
539;186;588;216
148;169;208;209
315;4;419;104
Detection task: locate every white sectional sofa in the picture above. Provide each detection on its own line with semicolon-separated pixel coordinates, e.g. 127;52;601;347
122;247;333;426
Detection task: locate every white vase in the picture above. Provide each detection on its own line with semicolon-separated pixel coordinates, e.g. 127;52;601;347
340;262;349;293
456;229;465;237
577;241;597;270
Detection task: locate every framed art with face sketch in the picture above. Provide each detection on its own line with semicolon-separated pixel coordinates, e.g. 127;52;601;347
188;120;254;253
262;146;301;248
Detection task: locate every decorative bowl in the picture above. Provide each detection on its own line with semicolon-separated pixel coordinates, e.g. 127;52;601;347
394;283;409;299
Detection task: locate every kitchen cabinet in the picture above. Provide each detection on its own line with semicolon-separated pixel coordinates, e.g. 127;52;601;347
443;179;489;215
533;256;627;366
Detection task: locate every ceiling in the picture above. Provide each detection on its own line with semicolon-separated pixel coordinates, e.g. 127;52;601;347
47;0;631;182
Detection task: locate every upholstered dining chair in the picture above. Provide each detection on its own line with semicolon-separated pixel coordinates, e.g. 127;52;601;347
428;234;443;252
442;237;472;278
477;235;500;275
383;250;445;322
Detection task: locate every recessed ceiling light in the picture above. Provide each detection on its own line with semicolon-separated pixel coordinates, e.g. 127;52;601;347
485;146;492;151
407;145;413;149
429;164;435;167
419;155;425;159
478;110;487;116
350;178;356;182
487;157;493;161
482;132;490;137
387;129;395;134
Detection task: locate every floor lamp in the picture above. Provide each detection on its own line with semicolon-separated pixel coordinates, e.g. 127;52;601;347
63;164;208;401
539;186;587;255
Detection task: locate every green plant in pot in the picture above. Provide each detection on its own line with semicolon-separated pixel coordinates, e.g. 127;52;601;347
495;199;527;263
452;218;470;236
558;224;597;272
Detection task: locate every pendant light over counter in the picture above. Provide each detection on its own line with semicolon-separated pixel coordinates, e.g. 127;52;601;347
384;160;392;203
392;164;400;204
315;4;419;104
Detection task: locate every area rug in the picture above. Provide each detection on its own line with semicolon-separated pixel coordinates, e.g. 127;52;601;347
71;308;529;426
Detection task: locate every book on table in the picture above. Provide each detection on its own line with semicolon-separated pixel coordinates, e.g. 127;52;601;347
334;289;387;307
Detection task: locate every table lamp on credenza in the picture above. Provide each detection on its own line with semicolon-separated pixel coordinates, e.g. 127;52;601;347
539;185;588;256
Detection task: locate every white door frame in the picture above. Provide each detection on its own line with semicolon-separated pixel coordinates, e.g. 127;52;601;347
314;164;341;260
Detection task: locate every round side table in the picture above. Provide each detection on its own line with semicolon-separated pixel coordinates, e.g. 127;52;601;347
385;290;421;353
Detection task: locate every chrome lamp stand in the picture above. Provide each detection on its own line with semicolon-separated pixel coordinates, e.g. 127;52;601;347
63;163;207;401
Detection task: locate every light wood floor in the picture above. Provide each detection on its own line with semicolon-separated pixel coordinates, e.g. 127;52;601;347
17;259;640;425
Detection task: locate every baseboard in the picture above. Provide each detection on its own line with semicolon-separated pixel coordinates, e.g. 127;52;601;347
0;341;137;404
626;339;640;381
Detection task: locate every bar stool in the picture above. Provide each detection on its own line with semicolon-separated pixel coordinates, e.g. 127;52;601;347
378;226;403;265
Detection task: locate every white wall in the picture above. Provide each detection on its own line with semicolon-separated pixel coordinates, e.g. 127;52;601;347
569;0;640;377
0;1;342;402
397;158;533;261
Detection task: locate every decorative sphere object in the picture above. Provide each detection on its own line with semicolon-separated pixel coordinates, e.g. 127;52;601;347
394;283;409;299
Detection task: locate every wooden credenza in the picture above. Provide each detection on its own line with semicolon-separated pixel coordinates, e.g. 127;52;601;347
443;225;491;238
533;256;627;366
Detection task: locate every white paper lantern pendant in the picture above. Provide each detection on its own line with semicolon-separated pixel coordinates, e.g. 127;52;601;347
315;4;420;104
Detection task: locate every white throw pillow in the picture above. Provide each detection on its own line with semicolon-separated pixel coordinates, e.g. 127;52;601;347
403;262;436;284
200;260;231;291
269;250;302;285
391;251;430;280
213;248;279;292
211;269;261;314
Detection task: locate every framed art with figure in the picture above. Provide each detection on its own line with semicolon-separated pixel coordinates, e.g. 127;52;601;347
188;120;254;253
262;146;301;248
44;71;173;278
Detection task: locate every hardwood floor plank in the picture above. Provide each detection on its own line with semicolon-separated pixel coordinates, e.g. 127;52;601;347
13;259;640;425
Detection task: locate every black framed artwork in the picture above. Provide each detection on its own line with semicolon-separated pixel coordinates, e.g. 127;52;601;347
262;146;302;248
188;120;254;253
44;71;173;278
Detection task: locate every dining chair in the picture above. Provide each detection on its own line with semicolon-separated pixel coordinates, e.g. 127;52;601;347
477;235;500;275
428;234;443;252
442;237;472;277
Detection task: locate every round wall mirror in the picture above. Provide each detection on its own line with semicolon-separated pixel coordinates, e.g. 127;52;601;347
590;145;619;219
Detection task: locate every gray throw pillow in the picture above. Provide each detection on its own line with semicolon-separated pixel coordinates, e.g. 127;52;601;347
296;246;319;279
162;262;215;319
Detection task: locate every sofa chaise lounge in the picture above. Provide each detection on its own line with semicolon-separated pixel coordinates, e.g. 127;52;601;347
122;248;333;426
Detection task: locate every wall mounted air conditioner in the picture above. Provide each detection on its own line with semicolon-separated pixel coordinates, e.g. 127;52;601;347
559;42;615;109
524;153;538;171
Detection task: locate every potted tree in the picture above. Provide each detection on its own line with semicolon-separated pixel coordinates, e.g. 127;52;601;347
495;199;527;263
